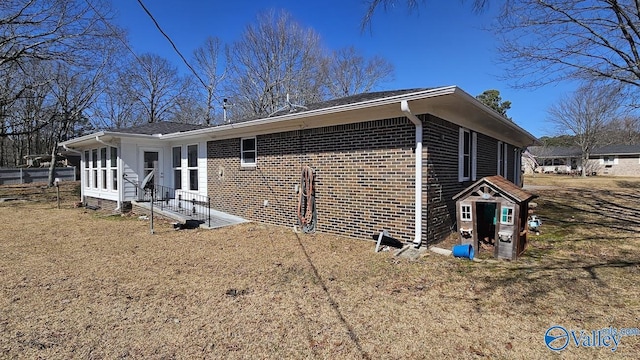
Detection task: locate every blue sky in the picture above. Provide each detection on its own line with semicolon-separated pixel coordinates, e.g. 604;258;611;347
111;0;576;138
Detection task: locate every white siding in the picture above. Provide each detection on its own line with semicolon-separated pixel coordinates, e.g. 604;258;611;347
121;142;138;201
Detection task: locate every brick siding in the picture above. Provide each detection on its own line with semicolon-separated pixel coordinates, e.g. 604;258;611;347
207;114;506;245
84;196;118;212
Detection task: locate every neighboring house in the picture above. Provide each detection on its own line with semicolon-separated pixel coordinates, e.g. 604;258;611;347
60;86;538;246
525;145;640;176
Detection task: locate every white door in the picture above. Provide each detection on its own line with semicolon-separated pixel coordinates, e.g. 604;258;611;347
139;148;164;187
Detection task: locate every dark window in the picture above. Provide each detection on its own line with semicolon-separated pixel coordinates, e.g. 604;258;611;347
241;137;256;166
187;145;197;167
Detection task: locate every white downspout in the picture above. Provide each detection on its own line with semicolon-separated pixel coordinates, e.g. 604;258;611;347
401;100;423;248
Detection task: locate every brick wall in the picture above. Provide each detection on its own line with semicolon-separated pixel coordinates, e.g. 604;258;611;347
598;155;640;176
207;114;505;245
85;196;118;212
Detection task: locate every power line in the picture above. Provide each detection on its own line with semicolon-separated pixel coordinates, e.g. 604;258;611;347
135;0;208;90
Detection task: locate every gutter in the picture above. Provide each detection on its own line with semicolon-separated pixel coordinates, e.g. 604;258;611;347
401;100;423;248
95;135;111;147
61;143;81;154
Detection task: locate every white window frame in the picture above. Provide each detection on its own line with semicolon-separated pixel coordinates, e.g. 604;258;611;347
500;206;514;225
458;128;477;182
109;146;118;191
497;141;508;178
601;156;618;166
187;144;198;191
460;203;472;222
241;137;257;167
91;148;98;189
172;146;182;190
83;150;90;188
514;148;522;186
100;147;107;190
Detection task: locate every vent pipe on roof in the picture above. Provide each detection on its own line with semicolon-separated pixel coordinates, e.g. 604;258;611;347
401;100;423;248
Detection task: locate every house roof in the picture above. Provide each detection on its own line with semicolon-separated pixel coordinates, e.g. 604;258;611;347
263;89;429;118
109;122;208;135
453;175;537;204
61;86;539;149
527;146;582;158
528;144;640;157
591;144;640;156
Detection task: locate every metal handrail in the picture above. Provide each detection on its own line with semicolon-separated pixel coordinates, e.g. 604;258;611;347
137;183;211;226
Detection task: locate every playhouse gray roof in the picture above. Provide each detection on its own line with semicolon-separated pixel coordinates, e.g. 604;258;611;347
453;175;537;204
111;122;208;135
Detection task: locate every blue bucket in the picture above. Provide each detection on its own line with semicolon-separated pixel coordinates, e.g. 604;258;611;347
452;244;474;260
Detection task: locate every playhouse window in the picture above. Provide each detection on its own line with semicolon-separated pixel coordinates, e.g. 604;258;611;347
458;128;476;182
187;144;198;191
500;206;514;225
460;204;472;221
241;137;256;167
172;146;182;189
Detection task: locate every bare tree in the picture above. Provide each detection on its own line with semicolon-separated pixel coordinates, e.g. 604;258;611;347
0;0;119;137
547;83;626;176
122;53;185;123
603;116;640;144
360;0;490;29
192;36;226;125
226;10;325;119
46;61;104;185
496;0;640;89
323;46;394;98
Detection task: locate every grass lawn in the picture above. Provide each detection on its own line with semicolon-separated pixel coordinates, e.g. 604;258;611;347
1;179;639;359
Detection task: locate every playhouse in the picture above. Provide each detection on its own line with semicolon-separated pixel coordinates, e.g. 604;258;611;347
452;175;537;260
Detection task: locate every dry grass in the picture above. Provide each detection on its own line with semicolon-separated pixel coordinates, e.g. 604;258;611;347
524;173;640;189
1;181;639;359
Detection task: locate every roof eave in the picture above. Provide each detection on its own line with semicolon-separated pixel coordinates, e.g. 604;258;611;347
162;87;460;140
59;131;161;148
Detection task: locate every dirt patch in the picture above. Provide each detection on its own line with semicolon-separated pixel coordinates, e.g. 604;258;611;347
0;182;639;358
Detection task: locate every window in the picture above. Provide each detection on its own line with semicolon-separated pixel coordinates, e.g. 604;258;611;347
110;147;118;191
187;144;198;191
100;147;107;189
601;156;617;167
500;206;514;225
458;129;476;182
460;204;472;221
497;141;508;178
514;148;522;186
241;137;256;167
91;149;98;188
172;146;182;189
84;150;89;188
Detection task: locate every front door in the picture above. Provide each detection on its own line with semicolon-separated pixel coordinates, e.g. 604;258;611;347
143;151;159;188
